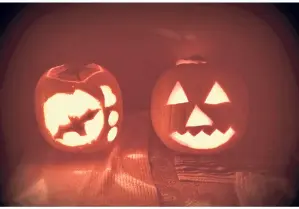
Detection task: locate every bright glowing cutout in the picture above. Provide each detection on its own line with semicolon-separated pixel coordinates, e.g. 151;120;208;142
204;82;230;104
100;85;117;107
171;127;235;149
107;127;118;142
165;82;234;149
167;81;189;105
43;90;104;147
108;111;119;126
186;105;213;127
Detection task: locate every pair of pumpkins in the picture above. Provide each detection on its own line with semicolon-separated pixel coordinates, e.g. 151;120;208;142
35;61;248;154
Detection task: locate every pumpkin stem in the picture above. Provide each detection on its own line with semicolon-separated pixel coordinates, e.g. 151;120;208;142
176;55;207;66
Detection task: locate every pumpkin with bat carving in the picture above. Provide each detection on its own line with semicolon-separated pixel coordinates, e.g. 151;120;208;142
151;61;249;154
35;63;123;152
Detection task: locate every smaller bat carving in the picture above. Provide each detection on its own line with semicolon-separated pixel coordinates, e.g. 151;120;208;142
54;108;100;139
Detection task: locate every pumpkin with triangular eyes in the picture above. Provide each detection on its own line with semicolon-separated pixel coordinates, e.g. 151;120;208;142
151;62;249;154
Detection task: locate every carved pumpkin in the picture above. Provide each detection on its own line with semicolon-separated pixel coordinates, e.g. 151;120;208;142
35;63;122;152
151;60;248;154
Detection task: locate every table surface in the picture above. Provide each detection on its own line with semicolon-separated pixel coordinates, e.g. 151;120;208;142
5;111;297;206
150;133;297;206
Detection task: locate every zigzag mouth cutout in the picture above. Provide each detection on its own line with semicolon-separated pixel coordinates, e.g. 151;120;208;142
170;127;235;149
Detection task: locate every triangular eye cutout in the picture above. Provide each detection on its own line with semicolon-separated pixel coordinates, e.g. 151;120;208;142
167;81;189;105
204;82;230;104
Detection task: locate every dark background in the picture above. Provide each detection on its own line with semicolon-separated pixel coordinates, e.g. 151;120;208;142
0;3;299;206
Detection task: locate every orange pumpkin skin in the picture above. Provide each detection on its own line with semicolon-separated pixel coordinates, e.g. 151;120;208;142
151;62;249;154
35;63;123;153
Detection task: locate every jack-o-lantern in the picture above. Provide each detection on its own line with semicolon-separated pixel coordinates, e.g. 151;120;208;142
35;63;123;152
151;60;248;154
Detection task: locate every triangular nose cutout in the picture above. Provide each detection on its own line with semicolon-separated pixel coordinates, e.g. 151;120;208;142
186;105;213;127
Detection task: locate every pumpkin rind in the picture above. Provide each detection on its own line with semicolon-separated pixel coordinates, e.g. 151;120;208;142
35;63;123;153
151;63;248;154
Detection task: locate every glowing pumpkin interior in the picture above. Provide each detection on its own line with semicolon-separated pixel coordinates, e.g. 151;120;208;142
43;86;119;147
167;81;235;149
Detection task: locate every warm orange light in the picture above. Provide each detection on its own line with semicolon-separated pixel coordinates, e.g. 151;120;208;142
165;81;234;149
43;90;104;147
167;81;189;105
108;111;119;126
100;85;117;107
176;59;201;66
107;127;118;142
114;173;156;193
73;169;93;175
204;82;230;104
15;177;48;205
46;64;104;83
171;127;235;149
186;105;213;127
125;153;146;160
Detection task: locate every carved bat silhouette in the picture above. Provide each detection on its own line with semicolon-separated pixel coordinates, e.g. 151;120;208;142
54;108;100;139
